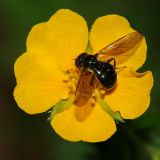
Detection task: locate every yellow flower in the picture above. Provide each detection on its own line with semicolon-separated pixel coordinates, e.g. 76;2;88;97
14;9;153;142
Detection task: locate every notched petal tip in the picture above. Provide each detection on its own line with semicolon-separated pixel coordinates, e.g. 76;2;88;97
105;67;154;119
49;9;83;21
51;103;116;142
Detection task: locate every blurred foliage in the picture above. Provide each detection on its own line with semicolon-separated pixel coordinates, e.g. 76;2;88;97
0;0;160;160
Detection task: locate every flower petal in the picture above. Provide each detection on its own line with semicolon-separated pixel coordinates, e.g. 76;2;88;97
104;68;153;119
51;103;116;142
14;52;69;114
90;15;147;70
27;9;88;70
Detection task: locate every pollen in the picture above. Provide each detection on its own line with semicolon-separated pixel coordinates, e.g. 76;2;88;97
90;97;96;104
100;89;106;95
63;68;79;94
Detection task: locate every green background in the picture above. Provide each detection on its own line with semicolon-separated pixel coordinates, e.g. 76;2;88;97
0;0;160;160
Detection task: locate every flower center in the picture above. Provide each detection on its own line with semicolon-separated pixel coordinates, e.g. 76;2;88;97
62;67;111;122
63;67;107;104
48;67;124;123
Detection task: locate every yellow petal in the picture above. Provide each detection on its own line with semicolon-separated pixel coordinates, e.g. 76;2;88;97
27;9;88;71
90;14;147;70
14;52;69;114
51;103;116;142
104;68;153;119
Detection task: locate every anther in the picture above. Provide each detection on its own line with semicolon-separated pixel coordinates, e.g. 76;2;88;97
90;97;96;104
100;89;106;95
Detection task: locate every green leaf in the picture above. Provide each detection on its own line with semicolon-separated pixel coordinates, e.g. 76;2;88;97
97;97;125;123
48;96;74;121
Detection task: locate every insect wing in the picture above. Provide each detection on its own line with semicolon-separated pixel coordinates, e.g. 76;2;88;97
74;70;94;106
97;32;143;62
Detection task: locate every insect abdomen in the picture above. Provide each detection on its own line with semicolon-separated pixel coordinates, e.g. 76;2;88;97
94;62;117;89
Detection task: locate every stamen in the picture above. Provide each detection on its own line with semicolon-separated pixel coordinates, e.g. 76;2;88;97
63;68;79;96
100;89;106;95
63;79;69;83
90;97;96;104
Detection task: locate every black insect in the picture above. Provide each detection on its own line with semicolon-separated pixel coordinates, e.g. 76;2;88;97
74;32;143;106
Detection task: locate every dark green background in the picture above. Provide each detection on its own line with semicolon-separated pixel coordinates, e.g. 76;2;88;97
0;0;160;160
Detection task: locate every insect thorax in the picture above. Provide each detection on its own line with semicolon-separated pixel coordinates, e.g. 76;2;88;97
75;53;98;70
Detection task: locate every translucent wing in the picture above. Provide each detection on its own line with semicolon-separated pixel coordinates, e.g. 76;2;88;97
97;32;143;62
74;70;94;106
75;100;94;121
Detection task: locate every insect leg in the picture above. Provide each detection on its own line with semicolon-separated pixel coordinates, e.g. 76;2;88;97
107;58;116;68
90;74;103;90
90;75;96;87
116;66;126;73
